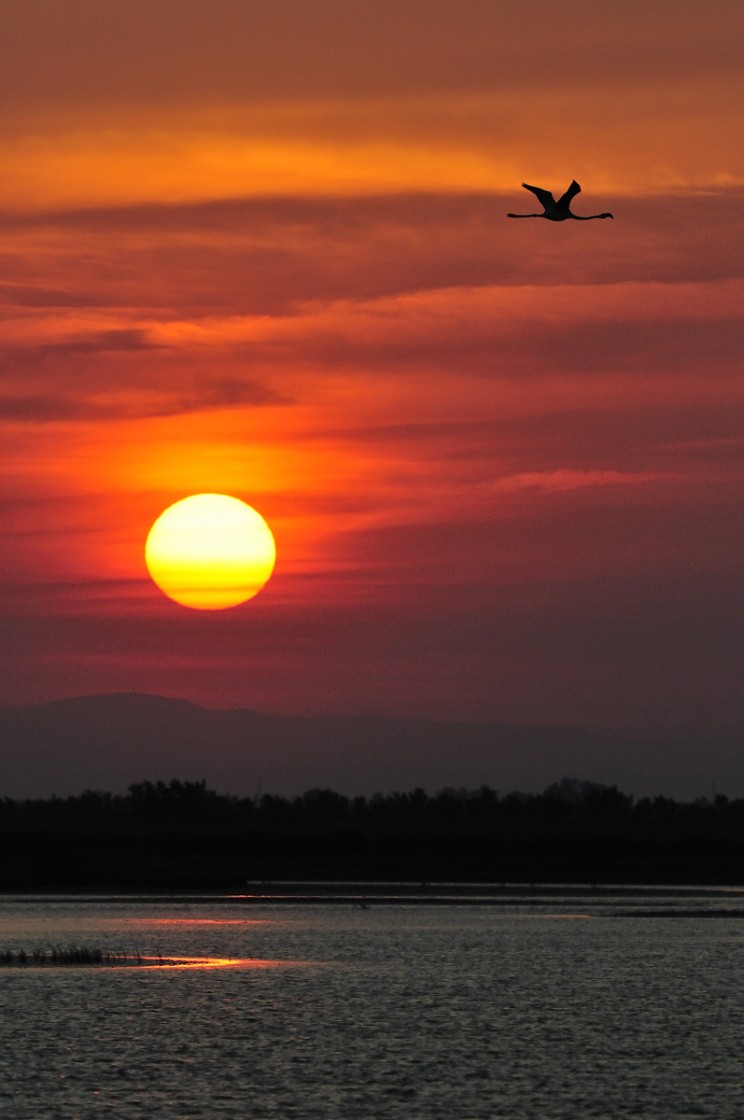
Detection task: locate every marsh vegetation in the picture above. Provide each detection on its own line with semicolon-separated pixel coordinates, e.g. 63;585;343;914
0;945;192;967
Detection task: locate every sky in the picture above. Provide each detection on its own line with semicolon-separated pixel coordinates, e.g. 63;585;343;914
1;0;742;746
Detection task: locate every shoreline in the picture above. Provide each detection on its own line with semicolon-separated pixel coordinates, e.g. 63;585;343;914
3;881;744;905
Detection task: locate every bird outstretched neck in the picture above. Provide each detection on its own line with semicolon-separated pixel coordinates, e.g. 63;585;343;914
507;180;613;221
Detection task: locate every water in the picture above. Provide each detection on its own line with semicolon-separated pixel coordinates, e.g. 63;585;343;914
2;892;744;1118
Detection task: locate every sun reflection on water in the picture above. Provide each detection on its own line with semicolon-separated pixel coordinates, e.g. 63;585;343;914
139;957;304;970
133;918;270;926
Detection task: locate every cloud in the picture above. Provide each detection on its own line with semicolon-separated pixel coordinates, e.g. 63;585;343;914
0;283;105;309
2;330;154;359
0;394;96;422
490;470;669;495
0;377;284;424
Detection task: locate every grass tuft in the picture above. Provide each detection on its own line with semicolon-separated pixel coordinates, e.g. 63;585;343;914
0;945;154;967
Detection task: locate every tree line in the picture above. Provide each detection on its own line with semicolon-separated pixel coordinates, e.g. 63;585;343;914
2;777;744;889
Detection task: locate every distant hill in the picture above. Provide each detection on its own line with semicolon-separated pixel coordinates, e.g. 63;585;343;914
0;692;738;800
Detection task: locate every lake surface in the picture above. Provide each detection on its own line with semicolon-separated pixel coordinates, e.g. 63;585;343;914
2;889;744;1118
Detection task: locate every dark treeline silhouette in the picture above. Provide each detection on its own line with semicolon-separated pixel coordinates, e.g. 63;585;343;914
2;777;744;890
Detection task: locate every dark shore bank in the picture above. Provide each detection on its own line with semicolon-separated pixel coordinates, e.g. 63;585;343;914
3;780;744;891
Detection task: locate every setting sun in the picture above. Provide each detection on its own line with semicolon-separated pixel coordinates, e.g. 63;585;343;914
145;494;276;610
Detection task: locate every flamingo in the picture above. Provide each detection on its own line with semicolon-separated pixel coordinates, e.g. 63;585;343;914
507;180;613;221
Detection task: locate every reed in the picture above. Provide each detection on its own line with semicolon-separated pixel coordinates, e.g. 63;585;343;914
0;945;151;967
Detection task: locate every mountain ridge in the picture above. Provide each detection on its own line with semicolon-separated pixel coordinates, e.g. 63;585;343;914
0;692;737;801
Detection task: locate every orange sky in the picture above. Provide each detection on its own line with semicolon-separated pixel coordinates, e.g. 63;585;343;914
1;1;742;747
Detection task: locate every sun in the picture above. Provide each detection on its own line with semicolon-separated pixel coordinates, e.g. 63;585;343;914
145;494;276;610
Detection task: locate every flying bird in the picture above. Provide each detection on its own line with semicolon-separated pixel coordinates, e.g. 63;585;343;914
507;180;613;221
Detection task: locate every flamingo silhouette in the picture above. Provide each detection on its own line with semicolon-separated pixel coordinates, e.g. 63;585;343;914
507;180;613;221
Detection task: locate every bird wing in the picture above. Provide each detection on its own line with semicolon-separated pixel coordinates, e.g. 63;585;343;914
521;183;555;211
556;180;581;210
